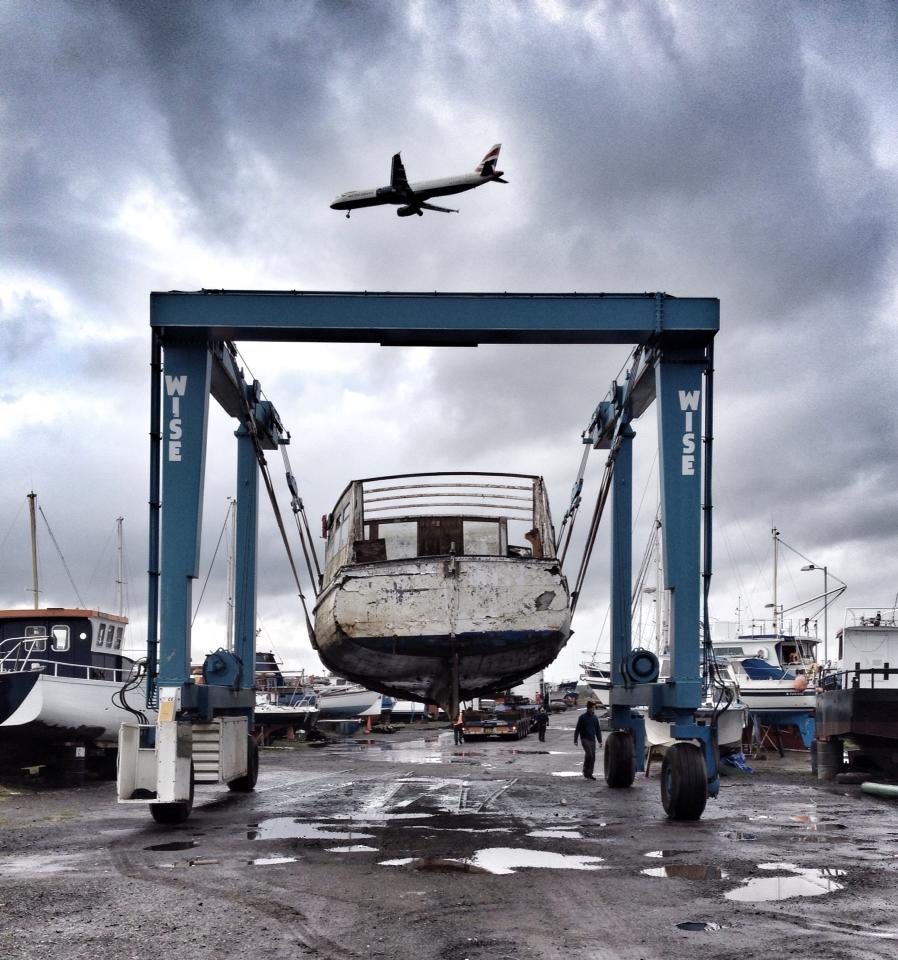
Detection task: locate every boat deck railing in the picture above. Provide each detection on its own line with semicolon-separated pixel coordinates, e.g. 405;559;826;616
359;472;539;521
843;608;898;629
823;664;896;691
0;638;134;684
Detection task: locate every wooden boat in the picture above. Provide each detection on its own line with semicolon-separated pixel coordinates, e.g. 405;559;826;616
312;472;571;712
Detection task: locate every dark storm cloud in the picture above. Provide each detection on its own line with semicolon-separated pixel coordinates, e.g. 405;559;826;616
1;1;896;671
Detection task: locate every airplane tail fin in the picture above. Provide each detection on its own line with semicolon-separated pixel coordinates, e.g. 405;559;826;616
475;143;502;177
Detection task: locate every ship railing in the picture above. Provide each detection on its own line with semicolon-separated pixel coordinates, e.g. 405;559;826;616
360;472;539;521
0;636;42;673
842;608;898;629
0;650;133;683
821;664;895;691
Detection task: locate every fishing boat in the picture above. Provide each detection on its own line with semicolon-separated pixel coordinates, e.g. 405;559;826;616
0;498;149;769
312;472;572;713
0;608;147;766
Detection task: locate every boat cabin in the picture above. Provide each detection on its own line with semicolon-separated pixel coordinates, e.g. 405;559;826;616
0;609;132;682
322;472;558;584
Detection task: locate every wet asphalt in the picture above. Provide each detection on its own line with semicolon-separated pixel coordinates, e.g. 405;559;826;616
2;710;898;960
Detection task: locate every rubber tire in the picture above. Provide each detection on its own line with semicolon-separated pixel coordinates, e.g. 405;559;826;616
661;741;708;821
150;762;195;824
604;730;636;788
227;735;259;793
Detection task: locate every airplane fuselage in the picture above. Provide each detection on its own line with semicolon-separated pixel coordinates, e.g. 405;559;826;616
330;173;492;211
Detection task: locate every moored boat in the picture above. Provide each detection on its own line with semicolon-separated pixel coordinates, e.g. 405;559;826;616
312;472;572;712
0;607;148;766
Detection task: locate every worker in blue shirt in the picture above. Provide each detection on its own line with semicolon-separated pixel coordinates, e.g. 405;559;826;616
573;701;603;780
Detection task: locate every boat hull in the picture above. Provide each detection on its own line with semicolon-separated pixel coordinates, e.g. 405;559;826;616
313;556;571;706
644;703;748;750
0;671;150;763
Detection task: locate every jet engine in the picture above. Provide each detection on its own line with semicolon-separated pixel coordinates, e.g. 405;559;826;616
397;206;423;217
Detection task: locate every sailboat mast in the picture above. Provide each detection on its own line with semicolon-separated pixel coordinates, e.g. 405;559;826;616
772;526;779;635
28;491;39;609
115;517;125;617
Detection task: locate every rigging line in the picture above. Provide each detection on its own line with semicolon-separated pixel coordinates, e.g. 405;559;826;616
557;442;591;563
0;499;24;553
257;454;317;645
191;502;231;626
570;453;615;616
280;444;322;593
37;506;86;608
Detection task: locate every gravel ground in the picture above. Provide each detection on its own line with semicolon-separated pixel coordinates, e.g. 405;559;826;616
2;712;898;960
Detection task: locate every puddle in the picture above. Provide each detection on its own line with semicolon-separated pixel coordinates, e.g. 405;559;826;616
327;845;379;853
677;921;723;932
248;818;375;841
250;856;299;866
645;850;686;858
527;829;583;839
724;863;846;902
643;865;729;880
380;848;605;875
144;840;198;852
722;832;757;841
551;771;583;778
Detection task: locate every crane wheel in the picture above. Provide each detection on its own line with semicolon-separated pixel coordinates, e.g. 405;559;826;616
227;735;259;793
660;741;708;820
150;762;195;824
604;730;636;788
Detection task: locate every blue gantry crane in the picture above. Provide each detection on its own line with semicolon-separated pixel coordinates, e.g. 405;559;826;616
116;290;719;822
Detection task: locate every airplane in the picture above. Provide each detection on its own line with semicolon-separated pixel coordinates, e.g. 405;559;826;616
330;144;507;218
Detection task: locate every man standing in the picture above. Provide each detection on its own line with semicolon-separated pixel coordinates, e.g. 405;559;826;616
453;708;465;745
534;705;549;742
574;701;603;780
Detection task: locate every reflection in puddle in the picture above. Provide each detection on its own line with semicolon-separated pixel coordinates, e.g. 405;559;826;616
643;865;729;880
327;845;379;853
380;848;605;875
551;771;583;778
677;921;723;932
527;829;583;839
724;863;846;902
722;832;757;841
248;819;375;841
144;840;198;852
645;850;686;858
250;856;299;866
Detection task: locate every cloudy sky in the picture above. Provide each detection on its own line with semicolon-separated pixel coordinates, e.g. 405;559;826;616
2;0;896;683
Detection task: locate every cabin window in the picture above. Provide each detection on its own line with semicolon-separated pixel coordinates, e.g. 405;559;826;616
113;627;123;649
714;645;747;657
97;623;106;646
51;625;69;652
105;625;115;647
418;517;463;556
462;520;501;556
379;521;418;560
25;625;47;652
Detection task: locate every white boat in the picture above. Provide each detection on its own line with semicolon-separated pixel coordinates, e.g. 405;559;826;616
0;607;149;766
711;629;820;713
643;656;749;750
314;678;381;719
579;658;612;706
312;473;572;712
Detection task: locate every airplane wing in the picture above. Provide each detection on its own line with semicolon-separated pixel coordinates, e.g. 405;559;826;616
418;201;459;214
391;153;411;193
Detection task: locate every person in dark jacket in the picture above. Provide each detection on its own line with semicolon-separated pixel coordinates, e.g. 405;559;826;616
534;706;549;742
573;701;603;779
